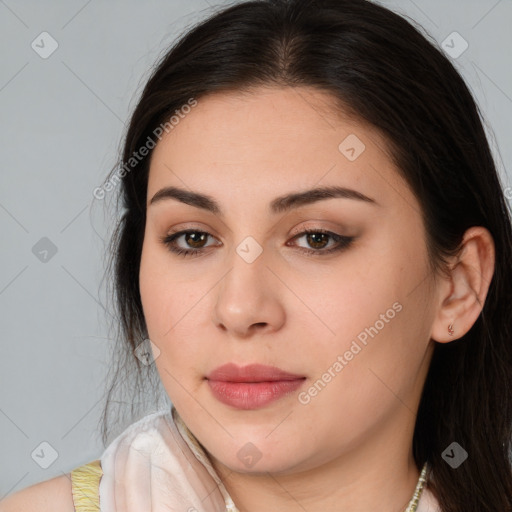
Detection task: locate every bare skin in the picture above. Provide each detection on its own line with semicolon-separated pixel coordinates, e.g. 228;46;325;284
2;86;495;511
0;474;74;511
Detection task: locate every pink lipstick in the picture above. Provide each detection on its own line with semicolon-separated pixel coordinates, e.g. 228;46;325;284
206;363;305;410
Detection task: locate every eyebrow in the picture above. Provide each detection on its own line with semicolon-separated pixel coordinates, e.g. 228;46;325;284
149;185;378;215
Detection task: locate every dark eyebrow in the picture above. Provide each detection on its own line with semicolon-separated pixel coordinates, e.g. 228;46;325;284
148;185;378;215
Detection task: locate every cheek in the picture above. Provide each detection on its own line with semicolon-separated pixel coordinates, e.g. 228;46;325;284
139;243;210;375
139;245;166;334
291;257;398;354
139;241;193;333
295;302;423;450
295;242;428;388
140;244;181;364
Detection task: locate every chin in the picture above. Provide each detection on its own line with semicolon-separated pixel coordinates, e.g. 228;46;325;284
221;454;299;475
207;438;313;476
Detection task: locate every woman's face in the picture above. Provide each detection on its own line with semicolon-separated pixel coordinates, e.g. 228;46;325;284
139;86;438;475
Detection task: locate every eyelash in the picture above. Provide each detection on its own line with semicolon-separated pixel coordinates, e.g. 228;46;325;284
159;228;355;258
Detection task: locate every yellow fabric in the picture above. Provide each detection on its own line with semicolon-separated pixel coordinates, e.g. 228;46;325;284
71;459;102;511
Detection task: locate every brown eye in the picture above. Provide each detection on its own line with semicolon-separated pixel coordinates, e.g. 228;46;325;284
160;230;218;257
304;232;330;249
183;231;209;248
290;229;355;255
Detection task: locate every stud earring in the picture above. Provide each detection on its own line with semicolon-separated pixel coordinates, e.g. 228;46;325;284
448;323;454;336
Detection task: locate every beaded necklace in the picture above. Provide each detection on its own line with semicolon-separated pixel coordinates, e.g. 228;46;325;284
405;462;428;511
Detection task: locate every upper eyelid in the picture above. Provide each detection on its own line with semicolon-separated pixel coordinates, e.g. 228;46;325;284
166;226;340;236
165;219;347;237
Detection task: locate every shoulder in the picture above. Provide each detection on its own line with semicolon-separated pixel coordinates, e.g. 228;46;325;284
1;411;174;512
0;474;75;512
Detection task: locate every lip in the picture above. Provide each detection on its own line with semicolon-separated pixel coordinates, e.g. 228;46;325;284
207;363;304;382
206;363;306;410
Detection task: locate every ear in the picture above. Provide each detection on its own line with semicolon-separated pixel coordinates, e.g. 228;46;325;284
430;226;495;343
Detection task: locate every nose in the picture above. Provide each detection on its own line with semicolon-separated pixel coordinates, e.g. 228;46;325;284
212;242;286;339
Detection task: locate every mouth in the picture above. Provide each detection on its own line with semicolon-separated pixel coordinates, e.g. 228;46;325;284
206;363;306;410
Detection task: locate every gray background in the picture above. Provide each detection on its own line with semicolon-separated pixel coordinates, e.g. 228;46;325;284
1;0;511;498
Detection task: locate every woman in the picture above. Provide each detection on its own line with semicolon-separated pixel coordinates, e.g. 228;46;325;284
3;0;511;510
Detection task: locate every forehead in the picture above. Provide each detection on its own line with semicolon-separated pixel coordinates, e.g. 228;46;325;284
147;86;414;213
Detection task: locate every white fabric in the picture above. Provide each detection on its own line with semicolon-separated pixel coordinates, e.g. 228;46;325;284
417;483;442;512
99;407;441;511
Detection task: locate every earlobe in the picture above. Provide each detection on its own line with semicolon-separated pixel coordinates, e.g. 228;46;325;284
430;226;495;343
